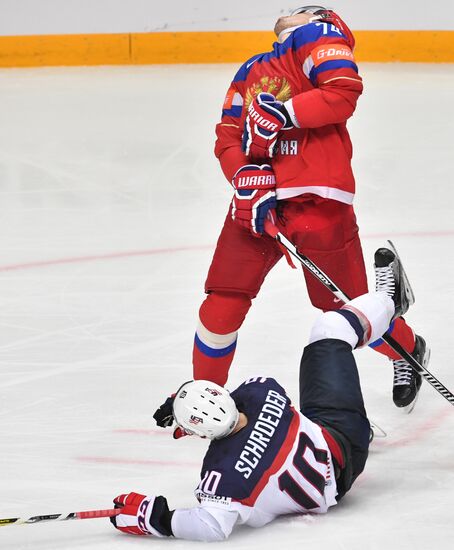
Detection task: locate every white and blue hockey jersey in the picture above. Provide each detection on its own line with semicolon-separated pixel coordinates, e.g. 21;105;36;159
171;377;338;541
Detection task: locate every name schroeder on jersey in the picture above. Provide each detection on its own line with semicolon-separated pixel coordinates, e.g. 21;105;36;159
196;377;299;503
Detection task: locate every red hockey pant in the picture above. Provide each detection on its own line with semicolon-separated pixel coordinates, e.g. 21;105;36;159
194;198;415;384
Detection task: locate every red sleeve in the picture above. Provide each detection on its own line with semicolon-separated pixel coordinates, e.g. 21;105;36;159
289;36;363;128
215;123;249;182
214;80;249;182
290;75;363;128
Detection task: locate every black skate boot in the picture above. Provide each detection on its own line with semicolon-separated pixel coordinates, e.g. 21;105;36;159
374;241;428;411
392;335;428;411
374;241;415;319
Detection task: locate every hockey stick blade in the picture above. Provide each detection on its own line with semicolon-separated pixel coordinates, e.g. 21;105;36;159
0;508;120;527
264;220;454;406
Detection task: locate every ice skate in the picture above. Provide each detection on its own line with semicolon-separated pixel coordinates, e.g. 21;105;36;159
374;241;415;320
392;335;429;412
374;242;427;411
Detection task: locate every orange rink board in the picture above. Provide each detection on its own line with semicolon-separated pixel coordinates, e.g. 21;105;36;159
0;30;453;67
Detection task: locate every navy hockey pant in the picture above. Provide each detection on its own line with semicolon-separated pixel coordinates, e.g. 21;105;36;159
299;338;370;499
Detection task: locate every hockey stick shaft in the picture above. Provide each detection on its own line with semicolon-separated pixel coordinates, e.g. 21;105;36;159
0;508;120;526
264;220;454;406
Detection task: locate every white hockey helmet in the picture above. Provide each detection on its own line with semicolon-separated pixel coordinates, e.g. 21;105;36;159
172;380;239;440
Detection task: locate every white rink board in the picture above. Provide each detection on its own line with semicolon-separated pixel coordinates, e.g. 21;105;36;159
1;0;454;35
0;63;453;549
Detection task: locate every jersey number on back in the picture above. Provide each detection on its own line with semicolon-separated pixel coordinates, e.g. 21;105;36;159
278;432;328;509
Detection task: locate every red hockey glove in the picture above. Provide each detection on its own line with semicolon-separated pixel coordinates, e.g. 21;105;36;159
242;92;292;159
111;492;173;537
231;164;277;237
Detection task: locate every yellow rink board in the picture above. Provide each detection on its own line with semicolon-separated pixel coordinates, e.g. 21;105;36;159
0;30;453;67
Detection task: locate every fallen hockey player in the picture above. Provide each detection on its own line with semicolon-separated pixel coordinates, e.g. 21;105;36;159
110;245;421;541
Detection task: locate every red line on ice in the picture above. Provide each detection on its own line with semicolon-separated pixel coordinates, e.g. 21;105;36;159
374;407;452;448
113;428;169;436
76;456;200;468
0;230;452;273
0;244;213;273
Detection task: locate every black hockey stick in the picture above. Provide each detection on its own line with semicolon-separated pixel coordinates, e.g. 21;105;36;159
264;220;454;406
0;508;119;527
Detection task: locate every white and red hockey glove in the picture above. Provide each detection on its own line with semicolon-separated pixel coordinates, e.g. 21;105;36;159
110;492;173;537
242;92;292;159
231;164;277;237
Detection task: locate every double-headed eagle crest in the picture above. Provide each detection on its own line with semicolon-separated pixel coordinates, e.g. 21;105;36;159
244;76;292;109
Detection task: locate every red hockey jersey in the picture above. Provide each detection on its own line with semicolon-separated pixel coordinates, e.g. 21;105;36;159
215;17;362;205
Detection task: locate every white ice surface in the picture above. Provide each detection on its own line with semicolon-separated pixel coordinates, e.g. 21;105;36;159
0;63;453;549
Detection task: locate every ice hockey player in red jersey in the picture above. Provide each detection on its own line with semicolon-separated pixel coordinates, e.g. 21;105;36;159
111;246;416;540
192;6;428;410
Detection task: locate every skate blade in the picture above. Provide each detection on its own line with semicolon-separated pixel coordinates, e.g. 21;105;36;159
403;390;419;414
403;346;431;414
369;420;387;440
387;240;416;306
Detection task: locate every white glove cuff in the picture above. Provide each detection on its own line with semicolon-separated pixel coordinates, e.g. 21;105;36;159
141;497;167;537
283;99;300;128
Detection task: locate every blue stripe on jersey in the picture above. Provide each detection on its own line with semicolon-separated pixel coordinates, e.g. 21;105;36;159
333;309;365;346
249;25;331;67
368;320;396;348
312;59;358;79
232;53;266;83
292;22;346;50
194;333;237;358
257;39;295;65
222;105;243;118
231;24;349;84
308;64;318;85
263;23;348;65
